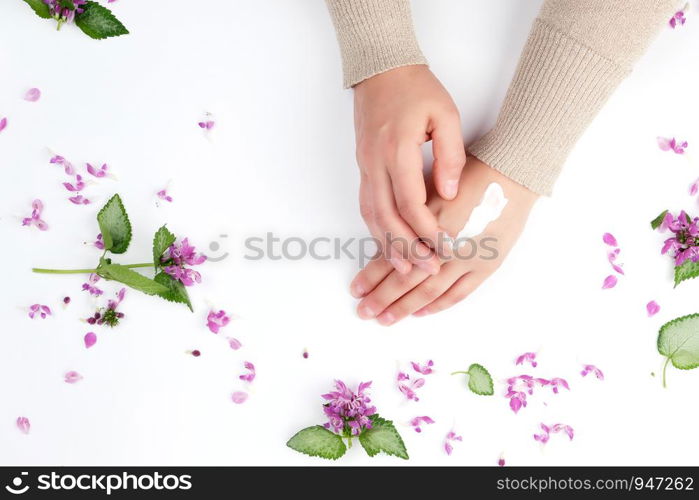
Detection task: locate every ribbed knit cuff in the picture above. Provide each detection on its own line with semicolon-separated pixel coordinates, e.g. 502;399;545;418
469;19;629;196
325;0;427;88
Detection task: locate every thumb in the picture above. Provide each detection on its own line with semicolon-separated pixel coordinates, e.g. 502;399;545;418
431;113;466;200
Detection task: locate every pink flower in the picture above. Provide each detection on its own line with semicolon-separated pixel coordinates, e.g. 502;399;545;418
22;199;49;231
508;392;527;413
239;361;256;382
198;120;215;130
657;136;688;154
515;352;537;368
322;380;376;435
206;309;230;333
669;5;688;28
411;360;434;375
16;417;30;434
64;371;83;384
163;238;207;286
24;88;41;102
535;423;574;444
409;416;435;433
646;300;661;317
602;275;618;289
580;364;604;380
602;233;618;246
549;377;570;394
498;457;506;467
68;195;90;205
50;155;75;175
443;431;462;456
86;163;109;178
84;332;97;349
63;174;85;192
607;249;624;275
28;304;51;319
690;178;699;197
81;273;103;296
231;391;248;404
94;233;104;250
157;189;173;203
0;117;7;133
228;337;242;350
397;371;425;402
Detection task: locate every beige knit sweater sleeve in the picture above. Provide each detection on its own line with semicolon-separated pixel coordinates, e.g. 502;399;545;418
325;0;680;195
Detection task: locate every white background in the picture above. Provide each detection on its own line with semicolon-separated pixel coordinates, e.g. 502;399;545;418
0;0;698;466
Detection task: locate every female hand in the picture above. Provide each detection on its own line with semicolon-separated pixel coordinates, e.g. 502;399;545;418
350;156;539;325
353;65;466;276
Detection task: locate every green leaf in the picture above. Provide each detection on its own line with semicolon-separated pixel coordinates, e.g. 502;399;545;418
674;260;699;288
154;272;192;311
286;426;347;460
58;0;75;10
75;1;129;40
466;363;494;395
152;225;176;269
22;0;51;18
97;194;132;254
658;314;699;371
98;264;169;296
358;415;408;459
650;210;669;230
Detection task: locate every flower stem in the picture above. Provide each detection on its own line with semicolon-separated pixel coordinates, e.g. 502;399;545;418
662;357;671;388
32;263;153;274
347;436;352;449
450;371;469;376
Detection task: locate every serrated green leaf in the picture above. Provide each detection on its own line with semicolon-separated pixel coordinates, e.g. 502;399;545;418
658;314;699;371
98;264;169;296
97;194;132;254
152;225;176;269
466;363;494;395
154;272;192;311
286;426;347;460
358;415;408;459
674;260;699;288
650;210;669;230
22;0;51;18
75;1;129;40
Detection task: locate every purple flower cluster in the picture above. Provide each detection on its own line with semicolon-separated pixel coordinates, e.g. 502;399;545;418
162;238;207;286
322;380;376;436
44;0;87;25
658;211;699;266
87;288;126;327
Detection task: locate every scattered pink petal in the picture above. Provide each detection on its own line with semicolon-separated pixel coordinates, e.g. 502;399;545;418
646;300;661;317
549;377;570;394
602;275;618;289
228;337;242;350
50;155;75;175
397;371;425;402
443;431;462;456
231;391;248;404
657;136;688;154
68;194;90;205
28;304;51;319
302;348;309;359
602;233;618;246
690;178;699;197
190;349;201;357
207;309;230;333
536;423;574;443
84;332;97;349
22;199;49;231
515;352;537;368
580;364;604;380
498;456;506;467
64;371;83;384
157;189;173;203
198;120;215;130
239;361;256;383
63;175;85;192
0;117;7;133
669;5;688;28
607;250;625;275
409;416;435;433
63;296;71;305
410;360;434;375
16;417;30;434
86;163;109;178
24;88;41;102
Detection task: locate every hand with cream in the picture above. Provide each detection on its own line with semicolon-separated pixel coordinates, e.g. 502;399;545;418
350;156;539;325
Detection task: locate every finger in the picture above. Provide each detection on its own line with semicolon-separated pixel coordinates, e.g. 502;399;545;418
431;110;466;200
356;266;430;320
413;271;486;317
350;256;394;299
359;175;412;275
375;262;467;325
369;169;440;275
388;142;454;257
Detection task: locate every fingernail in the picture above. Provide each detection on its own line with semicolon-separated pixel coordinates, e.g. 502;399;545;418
390;256;410;274
413;307;430;317
350;282;365;298
444;179;458;199
377;312;395;326
358;304;376;319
